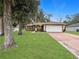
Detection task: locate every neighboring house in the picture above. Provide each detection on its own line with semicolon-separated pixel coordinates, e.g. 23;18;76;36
66;23;79;32
26;22;66;32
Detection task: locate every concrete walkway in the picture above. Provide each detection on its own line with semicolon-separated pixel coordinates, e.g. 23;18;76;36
48;33;79;59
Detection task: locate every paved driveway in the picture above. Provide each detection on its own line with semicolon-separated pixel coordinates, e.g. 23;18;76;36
49;33;79;59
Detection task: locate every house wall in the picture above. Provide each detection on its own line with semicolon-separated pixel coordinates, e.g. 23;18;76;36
66;27;79;32
26;25;44;32
43;25;46;32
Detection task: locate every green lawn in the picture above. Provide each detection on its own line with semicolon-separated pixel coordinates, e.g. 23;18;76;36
66;32;79;35
0;32;76;59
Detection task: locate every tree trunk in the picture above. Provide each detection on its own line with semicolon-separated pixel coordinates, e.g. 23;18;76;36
0;17;4;36
1;18;4;35
18;20;22;35
3;0;15;48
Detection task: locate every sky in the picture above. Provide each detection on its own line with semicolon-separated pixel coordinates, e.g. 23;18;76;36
40;0;79;22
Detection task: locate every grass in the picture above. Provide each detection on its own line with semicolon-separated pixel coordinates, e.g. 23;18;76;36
66;32;79;35
0;32;76;59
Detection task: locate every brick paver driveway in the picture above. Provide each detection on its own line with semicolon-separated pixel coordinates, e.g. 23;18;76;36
49;33;79;59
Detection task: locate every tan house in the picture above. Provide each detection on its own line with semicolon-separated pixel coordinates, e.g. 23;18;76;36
26;22;66;32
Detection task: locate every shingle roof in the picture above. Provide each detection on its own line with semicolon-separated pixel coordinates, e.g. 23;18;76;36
67;23;79;27
26;22;66;26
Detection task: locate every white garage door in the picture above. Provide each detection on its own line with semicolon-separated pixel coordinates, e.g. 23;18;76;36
46;25;62;32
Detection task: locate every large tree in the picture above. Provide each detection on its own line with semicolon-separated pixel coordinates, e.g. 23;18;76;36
71;13;79;24
0;0;4;36
3;0;15;48
36;9;45;22
12;0;39;35
0;0;39;48
65;14;79;24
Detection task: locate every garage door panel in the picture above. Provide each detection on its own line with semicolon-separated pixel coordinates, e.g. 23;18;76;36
46;25;62;32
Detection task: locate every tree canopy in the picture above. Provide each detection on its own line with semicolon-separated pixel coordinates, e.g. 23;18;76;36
65;13;79;24
0;0;40;48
